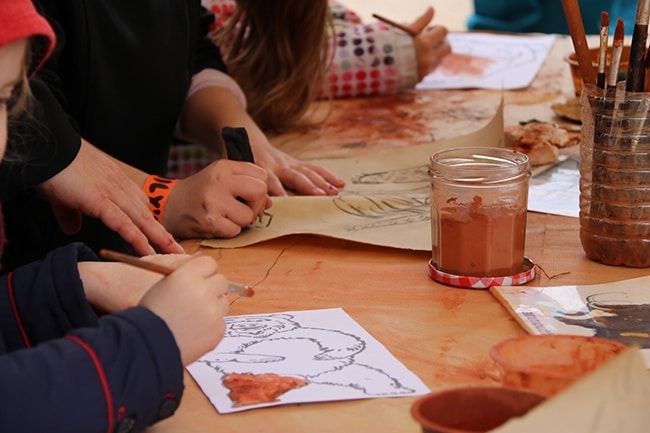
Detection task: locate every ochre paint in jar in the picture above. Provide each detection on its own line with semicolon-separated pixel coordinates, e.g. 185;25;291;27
435;195;527;277
429;147;531;278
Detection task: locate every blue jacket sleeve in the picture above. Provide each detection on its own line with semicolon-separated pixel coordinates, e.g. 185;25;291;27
0;243;185;433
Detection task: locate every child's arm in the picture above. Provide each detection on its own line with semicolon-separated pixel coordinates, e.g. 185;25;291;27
325;4;450;98
0;243;183;432
0;244;229;432
0;305;185;433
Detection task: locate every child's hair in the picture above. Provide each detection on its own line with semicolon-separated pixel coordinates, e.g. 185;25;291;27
8;46;31;116
215;0;332;133
5;39;36;164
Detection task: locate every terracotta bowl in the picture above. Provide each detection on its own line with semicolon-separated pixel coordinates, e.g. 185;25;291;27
411;386;545;433
564;45;630;95
490;334;627;397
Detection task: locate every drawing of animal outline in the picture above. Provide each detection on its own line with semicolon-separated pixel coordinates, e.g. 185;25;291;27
450;35;545;76
351;164;429;187
247;164;432;232
432;33;548;86
332;192;430;231
198;313;416;398
332;164;430;231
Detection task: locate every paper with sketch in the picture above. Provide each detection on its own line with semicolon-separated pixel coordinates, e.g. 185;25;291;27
527;155;579;218
416;32;555;90
187;308;429;413
492;348;650;433
490;276;650;367
201;98;504;251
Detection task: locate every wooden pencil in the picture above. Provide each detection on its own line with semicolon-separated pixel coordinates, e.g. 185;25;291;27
99;249;255;297
372;13;418;37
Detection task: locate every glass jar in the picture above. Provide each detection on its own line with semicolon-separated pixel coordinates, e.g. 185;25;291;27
579;83;650;267
429;147;531;277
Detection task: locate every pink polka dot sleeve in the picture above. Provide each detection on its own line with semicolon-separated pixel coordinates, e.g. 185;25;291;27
323;7;418;99
201;0;419;99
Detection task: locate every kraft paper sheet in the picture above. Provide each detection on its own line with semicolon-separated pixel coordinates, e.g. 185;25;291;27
202;98;504;251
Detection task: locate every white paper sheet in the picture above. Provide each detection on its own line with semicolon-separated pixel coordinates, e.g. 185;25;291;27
416;32;556;90
527;155;580;218
187;308;430;413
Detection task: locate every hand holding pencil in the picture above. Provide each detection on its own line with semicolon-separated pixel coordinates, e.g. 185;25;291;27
135;251;233;366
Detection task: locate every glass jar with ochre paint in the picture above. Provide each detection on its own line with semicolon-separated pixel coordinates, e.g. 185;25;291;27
429;147;531;279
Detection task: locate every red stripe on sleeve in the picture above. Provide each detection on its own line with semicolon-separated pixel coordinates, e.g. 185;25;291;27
65;335;115;433
6;272;31;348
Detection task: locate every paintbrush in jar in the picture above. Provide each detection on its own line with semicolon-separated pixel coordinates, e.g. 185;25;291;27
609;18;626;88
561;0;597;87
626;0;650;92
99;249;255;297
597;12;610;89
608;19;627;139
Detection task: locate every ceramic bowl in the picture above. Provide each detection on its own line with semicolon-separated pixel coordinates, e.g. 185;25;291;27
564;45;630;95
411;386;545;433
490;334;627;396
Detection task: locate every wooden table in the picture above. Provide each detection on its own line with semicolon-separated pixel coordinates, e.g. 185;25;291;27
150;35;650;433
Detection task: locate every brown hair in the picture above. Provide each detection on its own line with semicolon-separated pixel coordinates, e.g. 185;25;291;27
5;40;35;163
215;0;332;133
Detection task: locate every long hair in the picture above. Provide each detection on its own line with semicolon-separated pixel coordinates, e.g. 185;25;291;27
5;41;33;164
215;0;332;133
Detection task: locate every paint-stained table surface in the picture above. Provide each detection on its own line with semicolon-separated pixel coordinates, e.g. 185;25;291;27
150;35;648;433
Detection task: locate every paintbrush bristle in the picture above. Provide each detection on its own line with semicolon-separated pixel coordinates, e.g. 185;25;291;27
601;11;609;27
614;18;625;43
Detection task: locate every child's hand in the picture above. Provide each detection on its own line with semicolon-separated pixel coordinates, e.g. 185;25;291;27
164;159;272;239
80;253;192;314
138;254;230;366
408;7;452;80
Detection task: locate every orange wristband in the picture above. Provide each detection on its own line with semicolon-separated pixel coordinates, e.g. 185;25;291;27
142;175;178;223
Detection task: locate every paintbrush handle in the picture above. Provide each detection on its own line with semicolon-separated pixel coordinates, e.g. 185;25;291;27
597;12;609;89
100;249;174;274
372;13;418;37
99;249;254;297
609;19;625;87
626;0;650;91
561;0;597;86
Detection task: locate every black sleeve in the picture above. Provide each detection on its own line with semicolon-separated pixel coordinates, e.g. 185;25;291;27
0;1;81;201
192;4;229;75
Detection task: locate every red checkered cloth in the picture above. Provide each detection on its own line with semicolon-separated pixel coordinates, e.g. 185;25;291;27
428;258;536;289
